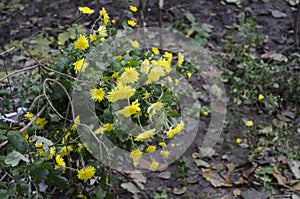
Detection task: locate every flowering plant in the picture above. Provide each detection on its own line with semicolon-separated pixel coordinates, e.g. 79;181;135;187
0;3;200;198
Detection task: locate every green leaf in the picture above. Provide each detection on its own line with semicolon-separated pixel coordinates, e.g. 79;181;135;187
7;131;28;152
29;163;49;184
31;135;54;146
0;189;10;199
5;150;29;167
185;13;195;23
46;169;69;189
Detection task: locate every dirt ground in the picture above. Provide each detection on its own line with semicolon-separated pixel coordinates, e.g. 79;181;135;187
0;0;299;198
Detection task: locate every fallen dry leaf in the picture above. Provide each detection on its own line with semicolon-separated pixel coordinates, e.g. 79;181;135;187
202;169;232;187
292;182;300;191
173;186;187;195
272;167;287;185
242;162;258;179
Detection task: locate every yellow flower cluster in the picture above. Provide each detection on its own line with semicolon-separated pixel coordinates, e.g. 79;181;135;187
90;88;105;102
78;6;94;14
147;101;163;118
129;149;143;166
245;120;253;127
55;155;66;168
106;83;136;102
77;166;95;181
119;100;141;117
73;58;88;74
118;67;139;85
134;129;156;141
24;112;47;130
100;7;110;25
74;35;89;50
94;123;115;135
166;120;184;138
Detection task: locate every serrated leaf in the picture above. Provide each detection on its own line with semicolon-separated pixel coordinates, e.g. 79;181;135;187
5;150;29;167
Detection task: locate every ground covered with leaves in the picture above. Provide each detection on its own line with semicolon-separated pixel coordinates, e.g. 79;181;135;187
1;0;300;198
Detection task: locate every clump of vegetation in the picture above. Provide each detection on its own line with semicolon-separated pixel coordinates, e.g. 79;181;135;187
0;3;199;198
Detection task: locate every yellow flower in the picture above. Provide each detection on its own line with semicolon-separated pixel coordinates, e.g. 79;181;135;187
128;20;136;27
106;83;136;102
146;145;156;153
150;161;159;170
143;90;150;99
177;52;184;67
100;7;110;25
112;72;120;81
60;146;73;156
119;100;141;117
94;127;104;135
55;155;66;167
187;72;192;78
104;123;114;131
74;34;89;50
25;112;34;121
146;66;165;84
73;58;88;74
77;166;95;181
166;120;184;139
78;6;94;14
160;150;169;157
36;118;47;130
175;79;179;84
159;142;166;148
118;67;139;85
71;116;80;131
90;34;96;42
141;59;150;74
97;25;107;37
164;52;173;63
90;88;105;102
147;101;163;118
152;47;159;55
35;142;45;157
236;138;242;144
48;147;55;160
245;120;253;127
258;94;265;100
131;40;139;48
129;149;143;162
134;129;156;141
152;59;171;73
202;111;209;116
129;6;138;12
57;41;63;46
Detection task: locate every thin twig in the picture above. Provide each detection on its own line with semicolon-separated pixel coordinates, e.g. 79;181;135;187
0;141;8;149
0;65;39;82
20;105;46;132
42;78;74;119
0;47;16;56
